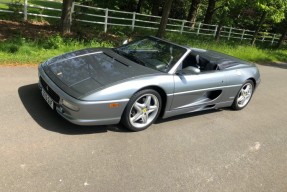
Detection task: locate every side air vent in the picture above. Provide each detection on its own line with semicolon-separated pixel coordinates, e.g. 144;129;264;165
206;90;222;100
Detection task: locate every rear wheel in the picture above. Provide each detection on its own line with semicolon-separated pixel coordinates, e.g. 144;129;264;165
122;89;162;131
232;80;254;110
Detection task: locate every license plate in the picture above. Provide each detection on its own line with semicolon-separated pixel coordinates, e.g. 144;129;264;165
41;89;54;109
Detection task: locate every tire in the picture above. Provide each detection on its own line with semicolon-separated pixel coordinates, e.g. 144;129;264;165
232;80;254;110
121;89;162;131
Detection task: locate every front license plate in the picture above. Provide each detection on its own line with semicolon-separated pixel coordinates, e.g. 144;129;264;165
41;89;54;109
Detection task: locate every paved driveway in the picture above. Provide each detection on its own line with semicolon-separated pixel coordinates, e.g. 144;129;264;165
0;64;287;192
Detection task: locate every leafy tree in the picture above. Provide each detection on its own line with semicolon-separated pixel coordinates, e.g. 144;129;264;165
214;0;246;41
214;3;229;41
251;0;287;46
277;17;287;48
170;0;188;19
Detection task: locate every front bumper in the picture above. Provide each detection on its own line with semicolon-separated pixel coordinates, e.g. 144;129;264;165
38;66;129;126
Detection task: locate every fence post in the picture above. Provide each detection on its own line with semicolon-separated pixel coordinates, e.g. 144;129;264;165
132;12;136;31
197;22;201;35
213;25;218;37
261;33;265;42
104;8;108;33
240;29;245;41
271;34;276;45
180;20;185;34
23;0;28;21
228;27;232;40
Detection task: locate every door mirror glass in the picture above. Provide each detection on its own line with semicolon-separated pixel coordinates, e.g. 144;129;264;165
178;66;200;75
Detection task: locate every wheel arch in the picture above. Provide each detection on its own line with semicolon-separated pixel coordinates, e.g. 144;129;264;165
247;78;256;88
136;86;167;117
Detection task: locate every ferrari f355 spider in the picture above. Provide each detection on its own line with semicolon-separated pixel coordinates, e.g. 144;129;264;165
38;36;260;131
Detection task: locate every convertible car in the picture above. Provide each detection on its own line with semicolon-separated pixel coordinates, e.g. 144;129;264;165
38;36;260;131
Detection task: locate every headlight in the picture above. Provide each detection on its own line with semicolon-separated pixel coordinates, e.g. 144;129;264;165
62;99;79;111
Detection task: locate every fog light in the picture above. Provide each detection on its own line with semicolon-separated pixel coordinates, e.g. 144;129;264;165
62;99;79;111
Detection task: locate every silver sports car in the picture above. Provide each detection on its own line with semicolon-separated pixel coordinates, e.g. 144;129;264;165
38;36;260;131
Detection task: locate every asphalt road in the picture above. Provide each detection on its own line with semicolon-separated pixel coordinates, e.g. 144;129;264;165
0;64;287;192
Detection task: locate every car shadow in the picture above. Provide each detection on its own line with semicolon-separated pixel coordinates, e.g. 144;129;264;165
18;83;129;135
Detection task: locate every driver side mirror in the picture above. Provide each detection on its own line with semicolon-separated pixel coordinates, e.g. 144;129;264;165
178;66;200;75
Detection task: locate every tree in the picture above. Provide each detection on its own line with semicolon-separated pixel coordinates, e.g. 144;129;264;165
170;0;187;19
251;0;287;46
214;9;227;41
250;11;267;46
136;0;144;13
214;0;232;41
151;0;161;16
277;18;287;48
156;0;174;38
203;0;217;24
61;0;73;35
187;0;201;27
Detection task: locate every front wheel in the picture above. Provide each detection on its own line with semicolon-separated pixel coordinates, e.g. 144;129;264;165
121;89;162;131
232;80;254;110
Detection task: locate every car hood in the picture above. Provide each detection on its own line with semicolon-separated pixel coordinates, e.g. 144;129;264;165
42;48;160;99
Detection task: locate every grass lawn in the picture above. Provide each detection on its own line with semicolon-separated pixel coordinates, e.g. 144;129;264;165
0;1;286;66
0;35;114;64
0;29;286;65
166;33;287;64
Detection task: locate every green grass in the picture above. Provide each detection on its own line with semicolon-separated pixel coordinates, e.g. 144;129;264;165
165;32;287;64
0;25;286;65
0;35;114;64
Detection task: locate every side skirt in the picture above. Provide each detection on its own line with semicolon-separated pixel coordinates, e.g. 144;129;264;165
162;101;233;119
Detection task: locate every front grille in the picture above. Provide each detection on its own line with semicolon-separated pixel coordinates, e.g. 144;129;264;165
40;76;60;103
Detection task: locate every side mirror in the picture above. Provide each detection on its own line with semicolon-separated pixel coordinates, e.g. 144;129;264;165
178;66;200;75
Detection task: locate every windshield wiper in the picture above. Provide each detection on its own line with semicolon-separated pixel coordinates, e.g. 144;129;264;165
113;49;146;66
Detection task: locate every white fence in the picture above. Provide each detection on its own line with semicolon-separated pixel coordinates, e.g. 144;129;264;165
0;0;281;45
0;0;62;19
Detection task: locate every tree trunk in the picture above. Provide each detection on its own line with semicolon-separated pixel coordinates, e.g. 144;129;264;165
61;0;73;35
215;22;223;42
136;0;144;13
215;11;226;41
156;0;173;38
203;0;216;24
277;24;287;48
187;0;201;27
251;11;267;46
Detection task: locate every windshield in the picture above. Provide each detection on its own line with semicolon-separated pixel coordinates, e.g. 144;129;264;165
114;37;187;72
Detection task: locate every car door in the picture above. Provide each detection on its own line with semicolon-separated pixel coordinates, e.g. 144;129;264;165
170;70;226;113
